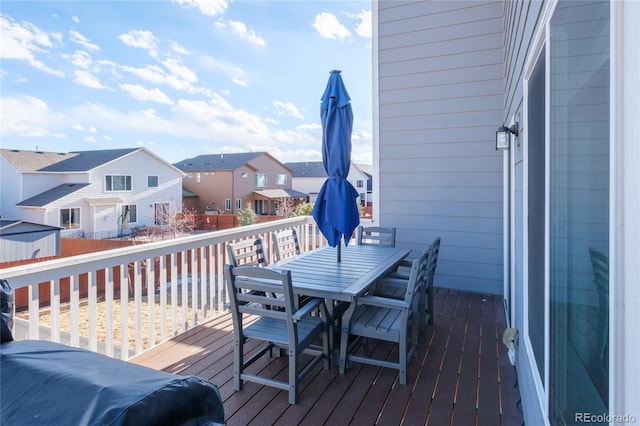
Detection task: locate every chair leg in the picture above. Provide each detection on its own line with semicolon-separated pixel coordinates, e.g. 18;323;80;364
321;315;330;370
339;305;356;374
289;348;298;404
399;331;407;385
233;336;243;391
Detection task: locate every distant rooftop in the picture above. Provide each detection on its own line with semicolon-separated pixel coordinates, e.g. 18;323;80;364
174;152;267;172
17;183;91;207
1;148;140;172
285;161;327;178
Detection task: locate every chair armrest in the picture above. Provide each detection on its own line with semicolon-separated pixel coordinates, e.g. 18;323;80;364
385;271;410;280
357;295;409;310
293;297;323;321
377;277;409;288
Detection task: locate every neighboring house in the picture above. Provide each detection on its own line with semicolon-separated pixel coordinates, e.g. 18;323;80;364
374;1;639;424
175;152;307;216
286;161;368;205
0;148;184;239
0;220;61;262
354;163;373;207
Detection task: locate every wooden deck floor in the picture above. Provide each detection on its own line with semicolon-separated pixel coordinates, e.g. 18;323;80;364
130;288;524;425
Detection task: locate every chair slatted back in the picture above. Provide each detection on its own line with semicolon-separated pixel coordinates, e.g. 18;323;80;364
356;226;396;247
227;238;267;267
272;229;301;262
225;265;295;323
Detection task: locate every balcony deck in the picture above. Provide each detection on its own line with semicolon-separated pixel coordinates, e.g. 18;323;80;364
131;288;524;425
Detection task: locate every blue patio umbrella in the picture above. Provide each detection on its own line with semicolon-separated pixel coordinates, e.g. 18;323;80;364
312;70;360;261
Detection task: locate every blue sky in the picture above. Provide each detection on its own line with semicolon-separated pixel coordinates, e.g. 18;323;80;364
0;0;373;165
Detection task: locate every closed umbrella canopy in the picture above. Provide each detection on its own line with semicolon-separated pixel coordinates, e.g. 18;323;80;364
312;70;360;253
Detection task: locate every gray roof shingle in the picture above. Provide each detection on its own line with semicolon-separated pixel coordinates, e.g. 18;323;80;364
17;183;90;207
173;152;265;172
285;161;327;178
1;148;140;172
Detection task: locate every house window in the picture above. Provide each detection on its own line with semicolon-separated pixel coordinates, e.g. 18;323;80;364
356;179;364;188
154;202;169;225
105;175;132;191
235;198;242;210
186;173;193;179
241;172;248;179
196;172;201;183
276;173;287;185
60;208;80;229
255;173;267;188
225;198;231;210
121;204;137;225
147;176;159;188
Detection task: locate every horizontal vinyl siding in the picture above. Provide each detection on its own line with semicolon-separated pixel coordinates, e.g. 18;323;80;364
377;0;504;294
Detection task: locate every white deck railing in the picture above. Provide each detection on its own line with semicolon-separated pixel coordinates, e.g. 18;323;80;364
0;216;327;360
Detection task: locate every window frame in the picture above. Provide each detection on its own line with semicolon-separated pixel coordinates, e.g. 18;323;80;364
121;204;138;224
60;207;81;229
255;173;267;188
105;175;132;192
276;173;287;185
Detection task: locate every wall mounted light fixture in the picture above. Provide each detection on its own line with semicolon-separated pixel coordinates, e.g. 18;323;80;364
496;122;519;150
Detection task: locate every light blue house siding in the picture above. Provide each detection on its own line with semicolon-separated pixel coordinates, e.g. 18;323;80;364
375;0;505;295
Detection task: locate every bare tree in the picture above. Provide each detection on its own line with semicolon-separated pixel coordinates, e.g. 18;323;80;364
151;203;198;240
277;197;295;218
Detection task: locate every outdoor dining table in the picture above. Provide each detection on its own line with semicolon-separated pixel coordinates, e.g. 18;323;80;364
268;244;411;355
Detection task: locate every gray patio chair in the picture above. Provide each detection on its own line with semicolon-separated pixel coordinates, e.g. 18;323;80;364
224;264;330;404
356;225;396;247
226;237;267;267
375;237;441;341
272;229;301;262
339;249;428;385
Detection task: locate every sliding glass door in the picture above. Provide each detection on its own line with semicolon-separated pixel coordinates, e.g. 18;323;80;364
548;1;610;424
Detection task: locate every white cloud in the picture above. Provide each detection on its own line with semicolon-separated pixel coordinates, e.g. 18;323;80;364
73;70;104;89
170;41;189;55
72;16;80;24
72;124;84;131
0;14;65;76
69;29;100;51
313;12;351;41
353;10;371;39
120;83;174;105
201;55;248;86
231;77;247;87
172;0;228;16
273;101;304;120
88;126;97;133
0;95;57;137
119;30;158;56
70;50;92;69
84;135;96;142
216;20;266;47
161;57;198;85
120;57;199;93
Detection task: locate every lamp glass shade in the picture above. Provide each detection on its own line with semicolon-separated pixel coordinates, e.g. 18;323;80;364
496;126;510;150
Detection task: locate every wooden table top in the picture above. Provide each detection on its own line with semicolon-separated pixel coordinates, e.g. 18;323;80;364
270;244;411;302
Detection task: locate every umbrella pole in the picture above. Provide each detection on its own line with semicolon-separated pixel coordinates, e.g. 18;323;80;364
337;239;342;262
